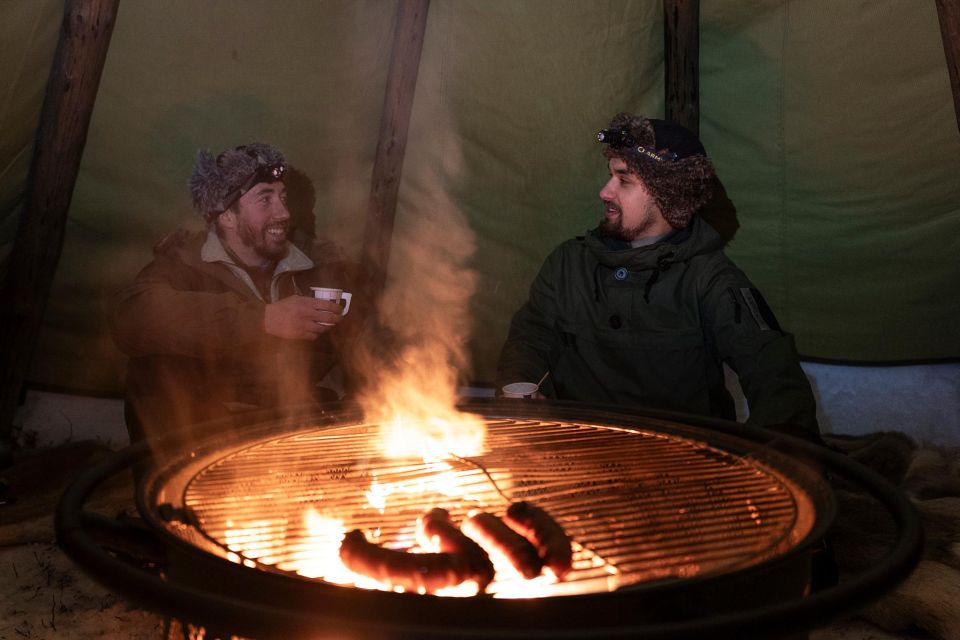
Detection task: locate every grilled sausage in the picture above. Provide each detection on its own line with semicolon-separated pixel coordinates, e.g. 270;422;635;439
339;529;473;593
462;511;543;580
417;508;495;591
504;501;573;579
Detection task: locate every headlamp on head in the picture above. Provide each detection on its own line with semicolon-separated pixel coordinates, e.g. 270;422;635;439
597;127;636;149
597;127;678;163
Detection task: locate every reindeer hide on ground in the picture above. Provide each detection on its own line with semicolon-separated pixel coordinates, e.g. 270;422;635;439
824;432;960;640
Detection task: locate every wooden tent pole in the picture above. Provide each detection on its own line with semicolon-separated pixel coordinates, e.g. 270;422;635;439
360;0;431;305
663;0;700;135
936;0;960;133
0;0;120;441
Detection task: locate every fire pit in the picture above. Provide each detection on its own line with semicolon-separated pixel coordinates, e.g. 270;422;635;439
57;400;922;639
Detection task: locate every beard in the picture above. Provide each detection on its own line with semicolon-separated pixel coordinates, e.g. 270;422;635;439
238;217;289;261
599;205;644;243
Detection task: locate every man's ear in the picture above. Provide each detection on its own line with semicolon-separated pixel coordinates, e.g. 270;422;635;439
217;209;237;230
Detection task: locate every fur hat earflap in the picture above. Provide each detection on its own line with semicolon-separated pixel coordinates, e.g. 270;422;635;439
601;113;716;229
189;143;286;218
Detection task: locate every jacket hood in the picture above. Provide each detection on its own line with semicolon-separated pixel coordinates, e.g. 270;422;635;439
582;216;724;270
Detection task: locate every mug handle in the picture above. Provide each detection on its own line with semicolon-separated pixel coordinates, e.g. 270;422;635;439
340;292;352;316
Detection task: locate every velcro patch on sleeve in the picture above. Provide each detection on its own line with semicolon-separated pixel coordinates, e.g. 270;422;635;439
739;288;782;332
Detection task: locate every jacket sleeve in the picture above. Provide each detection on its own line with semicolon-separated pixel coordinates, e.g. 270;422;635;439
700;259;820;435
496;249;563;390
110;255;266;360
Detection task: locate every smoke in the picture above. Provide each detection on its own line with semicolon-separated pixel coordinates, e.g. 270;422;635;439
350;140;484;457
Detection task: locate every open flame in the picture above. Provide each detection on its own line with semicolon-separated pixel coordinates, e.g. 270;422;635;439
223;336;512;595
380;412;485;459
292;510;349;581
359;342;487;460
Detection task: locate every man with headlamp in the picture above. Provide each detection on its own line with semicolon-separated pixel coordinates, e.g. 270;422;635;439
497;113;820;439
111;143;359;452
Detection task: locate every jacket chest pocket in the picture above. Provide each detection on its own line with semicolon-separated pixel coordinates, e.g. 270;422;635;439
589;325;705;351
552;323;711;411
555;314;706;354
572;302;702;341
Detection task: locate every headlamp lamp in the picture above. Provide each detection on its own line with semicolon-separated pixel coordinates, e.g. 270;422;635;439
597;127;636;149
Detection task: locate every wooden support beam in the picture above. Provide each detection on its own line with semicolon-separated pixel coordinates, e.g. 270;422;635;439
360;0;430;306
663;0;700;134
936;0;960;133
0;0;120;440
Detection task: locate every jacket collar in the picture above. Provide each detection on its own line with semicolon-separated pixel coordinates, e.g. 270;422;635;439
196;229;315;301
583;216;723;270
200;229;314;273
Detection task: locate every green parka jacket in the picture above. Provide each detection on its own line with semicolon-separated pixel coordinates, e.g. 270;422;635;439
111;229;362;451
497;217;819;435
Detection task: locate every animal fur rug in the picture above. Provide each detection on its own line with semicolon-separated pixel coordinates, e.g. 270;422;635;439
822;432;960;639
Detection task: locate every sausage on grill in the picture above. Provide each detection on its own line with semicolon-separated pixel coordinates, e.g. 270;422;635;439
504;501;573;579
339;529;473;593
417;508;495;591
462;511;543;579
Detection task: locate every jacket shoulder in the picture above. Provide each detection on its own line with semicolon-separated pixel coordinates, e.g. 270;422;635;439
552;236;590;259
533;237;590;275
690;246;750;289
135;229;210;285
152;228;206;257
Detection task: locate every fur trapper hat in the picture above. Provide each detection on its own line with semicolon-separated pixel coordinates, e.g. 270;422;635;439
600;113;716;229
189;143;286;218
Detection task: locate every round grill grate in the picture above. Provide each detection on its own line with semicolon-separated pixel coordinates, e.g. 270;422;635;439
158;415;817;596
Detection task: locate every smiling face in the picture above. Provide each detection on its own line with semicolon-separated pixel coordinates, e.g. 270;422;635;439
598;158;672;242
218;181;290;265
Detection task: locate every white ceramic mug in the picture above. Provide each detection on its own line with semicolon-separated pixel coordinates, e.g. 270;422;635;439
501;382;539;399
310;287;352;316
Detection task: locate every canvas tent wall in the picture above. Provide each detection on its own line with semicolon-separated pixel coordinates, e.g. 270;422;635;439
1;1;958;438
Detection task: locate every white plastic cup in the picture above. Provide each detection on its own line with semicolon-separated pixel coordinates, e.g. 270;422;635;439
311;287;352;316
501;382;539;399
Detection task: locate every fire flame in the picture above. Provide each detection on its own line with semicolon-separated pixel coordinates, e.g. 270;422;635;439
295;509;349;582
359;342;487;460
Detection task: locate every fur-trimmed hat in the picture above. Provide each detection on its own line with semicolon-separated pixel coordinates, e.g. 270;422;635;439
189;143;286;218
599;113;716;229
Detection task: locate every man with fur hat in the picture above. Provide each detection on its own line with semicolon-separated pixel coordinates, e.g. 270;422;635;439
497;113;819;436
111;143;360;452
